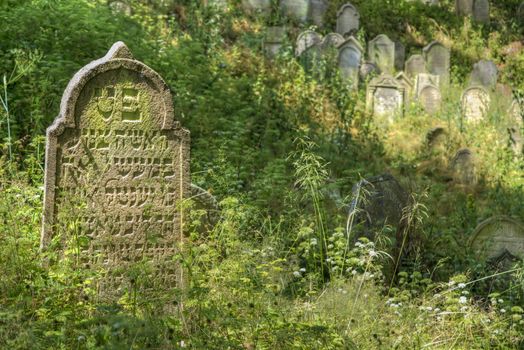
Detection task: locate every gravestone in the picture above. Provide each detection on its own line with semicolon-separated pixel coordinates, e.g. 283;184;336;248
348;174;409;239
310;0;329;27
280;0;310;23
462;86;490;123
394;41;406;72
405;54;426;79
190;184;219;233
360;62;379;81
109;1;132;15
241;0;271;15
415;73;440;99
471;216;524;262
41;42;191;297
295;30;323;57
456;0;473;15
419;84;442;115
336;3;360;37
321;33;345;51
423;41;450;87
366;75;406;123
472;0;489;23
264;26;287;59
338;37;363;89
395;72;414;102
368;34;396;74
426;127;446;151
469;60;498;90
450;148;477;186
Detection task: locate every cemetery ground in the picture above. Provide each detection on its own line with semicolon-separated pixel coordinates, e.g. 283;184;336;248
1;0;524;349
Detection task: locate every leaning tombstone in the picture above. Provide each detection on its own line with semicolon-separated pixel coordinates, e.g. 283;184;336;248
368;34;396;74
241;0;271;15
418;84;442;115
472;0;489;23
415;73;440;99
109;1;132;15
394;41;406;72
295;30;323;57
461;86;491;123
471;216;524;263
455;0;473;16
190;184;219;233
359;61;379;81
405;54;426;79
423;41;450;87
41;42;191;299
366;74;406;123
450;148;477;186
469;60;498;90
280;0;310;23
263;26;287;59
310;0;329;28
338;36;363;89
336;3;360;37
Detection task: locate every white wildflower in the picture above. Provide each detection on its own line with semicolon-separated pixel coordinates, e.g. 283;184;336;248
458;283;466;289
459;296;468;304
500;309;506;313
293;271;302;278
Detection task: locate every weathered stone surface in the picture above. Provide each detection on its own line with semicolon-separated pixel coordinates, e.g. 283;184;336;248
405;54;426;79
462;86;490;123
508;126;523;156
280;0;310;23
368;34;396;74
348;174;410;236
394;41;406;72
295;30;323;57
415;73;440;99
310;0;329;27
338;36;363;89
395;72;414;102
472;0;489;23
190;184;219;233
366;74;406;123
471;216;524;261
426;127;446;151
241;0;271;15
359;61;379;81
419;84;442;115
109;1;132;15
41;42;191;297
455;0;473;15
423;41;450;86
450;148;477;186
469;60;498;90
336;3;360;37
264;26;287;59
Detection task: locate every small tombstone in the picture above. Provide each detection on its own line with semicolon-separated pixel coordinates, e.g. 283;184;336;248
395;72;414;101
450;148;477;186
348;174;410;239
405;54;426;79
280;0;310;23
366;75;406;123
472;0;489;23
338;37;363;89
190;184;219;233
462;86;491;123
415;73;440;99
263;27;287;59
295;30;323;57
426;127;446;152
423;41;450;87
310;0;329;27
471;216;524;262
359;61;379;81
109;1;132;15
419;84;442;115
394;41;406;72
241;0;271;15
455;0;473;15
336;3;360;37
469;60;498;90
41;42;191;298
368;34;396;74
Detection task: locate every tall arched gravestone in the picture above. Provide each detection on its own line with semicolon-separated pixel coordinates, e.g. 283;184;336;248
368;34;395;75
462;86;490;123
450;148;477;186
472;0;489;23
471;216;524;263
338;36;363;90
336;3;360;37
418;84;442;115
41;42;191;298
423;41;450;87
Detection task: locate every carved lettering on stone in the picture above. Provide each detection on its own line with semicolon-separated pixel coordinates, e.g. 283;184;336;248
405;54;426;79
368;34;396;74
471;216;524;261
462;86;491;123
336;3;360;37
423;41;450;87
41;42;191;298
366;75;406;123
338;36;363;89
419;84;442;115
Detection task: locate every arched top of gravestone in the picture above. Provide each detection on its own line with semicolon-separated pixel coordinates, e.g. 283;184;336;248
405;54;426;78
295;30;323;57
321;33;345;49
369;74;403;89
370;34;394;47
469;60;498;90
461;85;491;122
337;3;359;16
423;40;447;56
48;42;181;139
338;36;364;53
419;84;442;115
470;216;524;260
426;126;446;147
336;3;360;37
